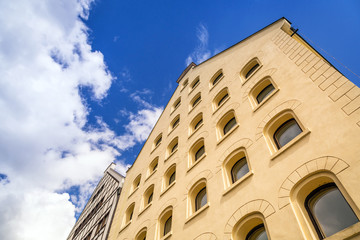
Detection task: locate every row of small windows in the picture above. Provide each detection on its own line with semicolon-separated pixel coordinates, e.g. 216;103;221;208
127;175;359;240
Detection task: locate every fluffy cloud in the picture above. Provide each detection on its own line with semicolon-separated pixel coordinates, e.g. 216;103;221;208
0;1;161;240
185;23;212;66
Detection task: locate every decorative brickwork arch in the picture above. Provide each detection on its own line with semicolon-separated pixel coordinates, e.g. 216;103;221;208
241;68;277;103
278;156;350;209
223;199;275;239
193;232;217;240
255;99;302;140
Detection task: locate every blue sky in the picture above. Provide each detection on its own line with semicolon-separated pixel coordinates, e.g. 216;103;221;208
0;0;359;239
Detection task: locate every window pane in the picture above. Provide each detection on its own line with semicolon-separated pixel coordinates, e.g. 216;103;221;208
155;136;162;146
152;163;158;171
148;192;153;204
169;172;175;185
245;63;259;79
164;216;172;236
213;72;223;85
194;118;203;130
172;118;179;128
171;143;178;153
231;158;249;183
195;187;207;211
195;146;205;161
174;100;180;109
223;117;236;135
218;93;229;106
192;79;199;89
274;119;302;148
308;184;359;237
256;84;275;104
246;224;268;240
193;96;201;107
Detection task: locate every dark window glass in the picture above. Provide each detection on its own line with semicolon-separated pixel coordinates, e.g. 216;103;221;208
136;180;140;187
147;192;153;204
174;100;181;109
195;146;205;161
231;157;249;183
171;143;178;153
192;96;201;107
245;224;268;240
212;72;223;85
155;136;162;146
274;119;302;149
152;163;158;171
129;210;133;221
195;187;207;211
192;79;200;89
169;172;175;185
245;63;260;79
194;118;203;130
256;84;275;104
217;93;229;106
305;183;359;238
223;117;237;135
163;216;172;236
172;118;179;129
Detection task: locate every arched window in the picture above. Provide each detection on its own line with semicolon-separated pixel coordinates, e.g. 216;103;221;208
213;88;229;111
189;113;203;136
172;97;181;113
170;115;180;130
193;95;201;107
163;216;172;236
224;117;237;135
195;146;205;161
148;192;153;204
240;58;261;83
245;224;268;240
212;71;223;86
231;157;249;183
124;203;135;226
163;164;176;192
218;93;229;106
245;63;260;79
142;185;154;210
194;118;203;130
135;228;147;240
166;137;178;159
256;84;275;104
132;175;141;192
195;187;207;211
169;172;175;185
171;143;178;153
305;183;359;238
191;78;200;89
154;134;162;149
190;93;202;112
147;157;158;179
274;119;302;149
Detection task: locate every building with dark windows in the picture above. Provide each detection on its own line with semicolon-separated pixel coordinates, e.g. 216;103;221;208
105;17;360;240
67;163;124;240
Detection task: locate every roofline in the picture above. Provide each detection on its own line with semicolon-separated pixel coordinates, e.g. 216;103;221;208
176;62;196;83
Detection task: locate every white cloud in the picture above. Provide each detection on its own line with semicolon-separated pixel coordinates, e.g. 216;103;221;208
0;0;163;240
186;23;212;66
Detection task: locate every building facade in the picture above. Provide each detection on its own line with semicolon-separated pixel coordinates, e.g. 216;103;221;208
108;18;360;240
67;163;124;240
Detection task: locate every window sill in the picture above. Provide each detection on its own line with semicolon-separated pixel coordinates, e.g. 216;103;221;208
188;99;202;115
217;124;239;146
151;142;161;155
119;220;131;234
165;149;178;162
209;75;224;92
160;181;176;197
138;202;152;217
252;88;279;113
212;97;230;115
187;153;207;173
168;124;179;136
270;129;311;160
128;187;139;199
241;65;262;85
161;231;172;240
324;221;360;240
170;103;181;116
188;123;204;140
145;169;157;182
185;203;210;224
223;171;253;196
188;82;199;96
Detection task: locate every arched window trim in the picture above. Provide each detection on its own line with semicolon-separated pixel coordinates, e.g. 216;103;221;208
216;110;239;143
189;76;200;95
135;227;147;240
231;157;249;184
231;213;270;240
213;87;230;113
161;164;176;196
189;93;202;113
189;113;203;138
158;206;173;239
240;57;262;84
186;178;209;222
188;138;206;171
209;69;224;90
166;137;178;160
273;118;302;149
248;76;278;111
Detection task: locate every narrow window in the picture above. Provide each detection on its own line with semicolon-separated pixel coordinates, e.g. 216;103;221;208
274;119;302;149
305;183;359;238
129;210;133;221
194;118;203;130
147;192;153;204
152;163;158;171
231;157;249;183
192;96;201;107
171;143;178;153
256;84;275;104
223;117;237;135
192;79;200;89
169;172;175;185
195;146;205;161
163;216;172;236
172;118;180;129
245;63;260;79
195;187;207;211
155;135;162;147
218;93;229;106
245;224;268;240
174;99;181;109
212;72;223;86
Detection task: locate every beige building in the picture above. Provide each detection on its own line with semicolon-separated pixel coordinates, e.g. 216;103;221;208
108;17;360;240
67;163;124;240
